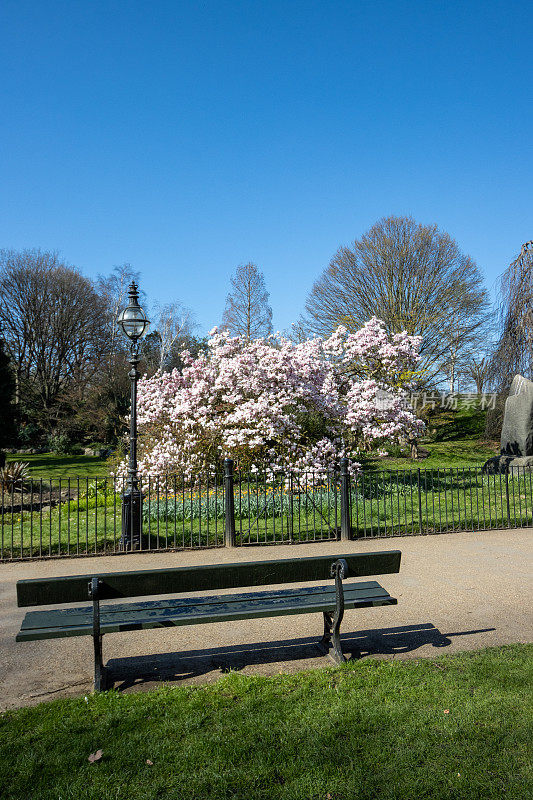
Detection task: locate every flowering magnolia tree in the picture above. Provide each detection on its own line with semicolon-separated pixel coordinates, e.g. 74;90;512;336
130;317;424;477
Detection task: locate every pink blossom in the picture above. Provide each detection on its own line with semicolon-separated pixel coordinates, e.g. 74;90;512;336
121;319;423;477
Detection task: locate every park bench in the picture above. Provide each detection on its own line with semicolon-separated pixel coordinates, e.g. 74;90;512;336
16;550;401;691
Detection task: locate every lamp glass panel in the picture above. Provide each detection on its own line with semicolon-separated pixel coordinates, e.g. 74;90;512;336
119;306;148;338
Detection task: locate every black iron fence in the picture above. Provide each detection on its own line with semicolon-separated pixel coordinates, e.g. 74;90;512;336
1;459;532;560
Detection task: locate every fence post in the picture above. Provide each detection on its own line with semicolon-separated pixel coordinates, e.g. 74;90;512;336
224;458;236;547
340;457;351;541
505;470;511;527
417;468;424;534
288;472;294;541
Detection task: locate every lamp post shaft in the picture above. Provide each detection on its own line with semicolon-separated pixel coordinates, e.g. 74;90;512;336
121;345;142;550
118;280;149;552
128;354;139;491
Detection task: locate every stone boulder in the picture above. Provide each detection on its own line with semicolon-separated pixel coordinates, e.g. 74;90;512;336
508;456;533;475
483;455;533;475
482;375;533;473
482;455;513;475
500;374;533;456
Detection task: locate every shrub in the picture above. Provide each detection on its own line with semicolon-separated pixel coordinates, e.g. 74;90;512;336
78;479;117;500
130;320;424;478
17;423;42;448
381;444;408;458
0;461;29;491
47;433;73;455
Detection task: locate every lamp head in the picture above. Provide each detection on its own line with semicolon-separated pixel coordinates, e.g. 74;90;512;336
117;282;150;341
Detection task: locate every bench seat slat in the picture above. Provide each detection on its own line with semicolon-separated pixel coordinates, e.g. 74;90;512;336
18;588;390;633
19;581;384;627
16;582;396;641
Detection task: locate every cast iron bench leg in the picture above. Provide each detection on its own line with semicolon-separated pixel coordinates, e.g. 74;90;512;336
317;611;333;654
93;633;107;692
330;559;347;664
317;560;348;663
330;606;346;664
89;576;108;691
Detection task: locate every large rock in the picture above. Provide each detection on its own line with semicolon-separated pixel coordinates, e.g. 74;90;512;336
482;375;533;474
482;455;512;475
508;456;533;475
483;455;533;475
500;374;533;456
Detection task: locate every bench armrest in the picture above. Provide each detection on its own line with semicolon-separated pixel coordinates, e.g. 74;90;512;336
331;557;348;622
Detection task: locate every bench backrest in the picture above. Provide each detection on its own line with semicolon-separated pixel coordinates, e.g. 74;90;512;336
16;550;401;607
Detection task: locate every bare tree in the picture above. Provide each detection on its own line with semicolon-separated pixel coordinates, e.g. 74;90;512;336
284;320;309;343
465;357;491;393
222;262;273;339
488;241;533;389
97;264;142;356
144;301;197;373
439;308;491;392
302;216;489;386
0;249;109;422
438;312;469;392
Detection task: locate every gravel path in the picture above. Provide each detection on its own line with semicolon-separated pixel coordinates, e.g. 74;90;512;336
1;528;531;710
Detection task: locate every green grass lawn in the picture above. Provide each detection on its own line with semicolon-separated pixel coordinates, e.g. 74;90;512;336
377;438;498;469
0;645;531;800
6;452;109;478
368;404;498;470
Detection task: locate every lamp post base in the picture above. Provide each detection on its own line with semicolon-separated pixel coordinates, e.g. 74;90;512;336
120;489;143;551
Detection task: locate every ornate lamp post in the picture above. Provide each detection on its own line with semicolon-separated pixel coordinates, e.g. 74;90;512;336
117;282;149;550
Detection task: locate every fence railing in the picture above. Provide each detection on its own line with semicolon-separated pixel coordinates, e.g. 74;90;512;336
1;459;532;560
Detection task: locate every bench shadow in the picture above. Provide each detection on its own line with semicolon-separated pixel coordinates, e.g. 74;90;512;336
106;622;496;691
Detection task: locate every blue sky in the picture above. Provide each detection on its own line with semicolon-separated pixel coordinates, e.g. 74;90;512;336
1;0;532;334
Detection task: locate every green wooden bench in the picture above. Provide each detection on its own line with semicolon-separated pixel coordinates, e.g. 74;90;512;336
16;550;401;691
